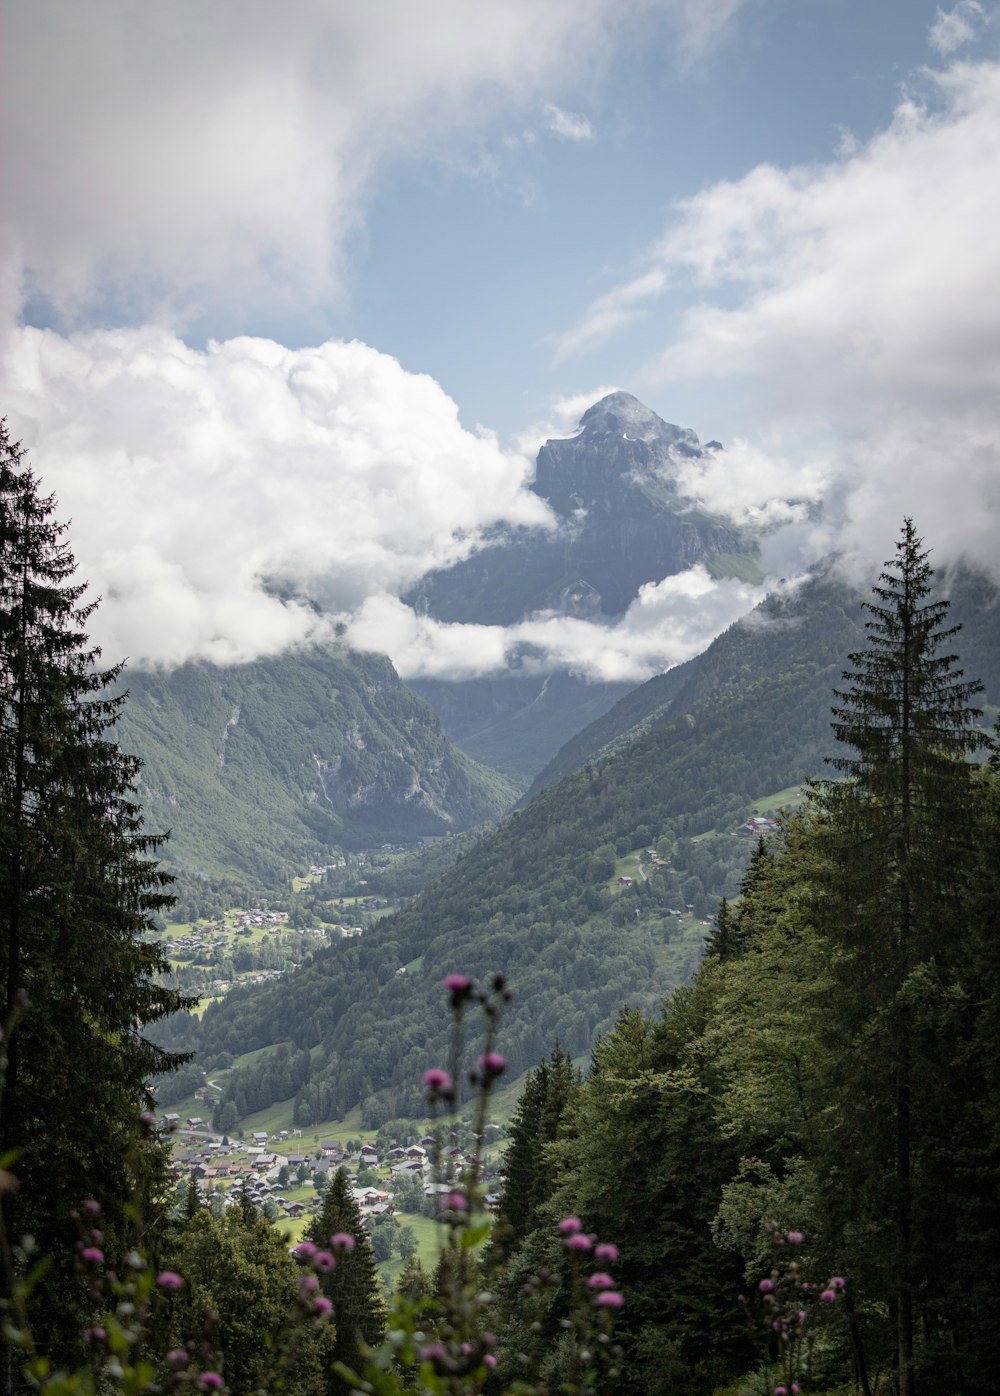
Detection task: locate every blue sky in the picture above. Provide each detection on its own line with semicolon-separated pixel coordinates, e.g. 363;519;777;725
342;0;954;439
2;1;999;681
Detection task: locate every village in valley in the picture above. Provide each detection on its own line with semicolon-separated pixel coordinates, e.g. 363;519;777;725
152;811;788;1276
158;1109;506;1279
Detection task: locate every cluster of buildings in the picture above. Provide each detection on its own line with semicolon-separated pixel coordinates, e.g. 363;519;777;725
164;1119;496;1224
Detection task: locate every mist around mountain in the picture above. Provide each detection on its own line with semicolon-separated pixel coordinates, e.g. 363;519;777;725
408;392;760;625
525;557;1000;803
405;392;764;780
114;644;518;893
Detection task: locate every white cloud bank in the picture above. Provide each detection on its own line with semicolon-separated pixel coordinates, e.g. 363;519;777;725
0;0;768;686
556;57;1000;585
3;329;551;667
0;0;745;328
345;568;767;684
2;322;769;683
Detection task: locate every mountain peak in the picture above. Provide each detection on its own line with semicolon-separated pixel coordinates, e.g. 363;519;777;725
579;391;666;441
574;392;702;455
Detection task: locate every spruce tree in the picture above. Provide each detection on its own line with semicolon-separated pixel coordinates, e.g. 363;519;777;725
303;1168;386;1391
489;1045;579;1262
816;519;988;1396
0;421;191;1369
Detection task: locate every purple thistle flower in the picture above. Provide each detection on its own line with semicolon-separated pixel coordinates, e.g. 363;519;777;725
294;1240;318;1260
594;1291;624;1307
587;1273;615;1289
81;1199;101;1216
314;1250;335;1271
478;1051;506;1075
558;1216;582;1235
443;974;473;1010
330;1232;356;1252
314;1296;332;1316
166;1350;189;1370
198;1375;224;1391
446;1191;467;1211
484;1354;497;1368
423;1067;453;1091
830;1275;846;1289
820;1288;836;1302
775;1387;788;1395
564;1232;592;1251
786;1230;804;1244
156;1270;184;1292
759;1278;774;1293
594;1241;619;1262
80;1247;104;1264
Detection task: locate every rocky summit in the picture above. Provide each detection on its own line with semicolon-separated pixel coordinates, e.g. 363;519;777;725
406;392;759;626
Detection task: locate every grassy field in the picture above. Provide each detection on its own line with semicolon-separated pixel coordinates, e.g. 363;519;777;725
749;782;808;815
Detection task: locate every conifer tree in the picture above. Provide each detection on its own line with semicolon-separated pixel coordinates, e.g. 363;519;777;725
815;519;988;1396
303;1168;386;1390
0;421;191;1368
489;1045;579;1262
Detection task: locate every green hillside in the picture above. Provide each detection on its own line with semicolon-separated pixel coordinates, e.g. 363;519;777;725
115;644;518;893
149;574;867;1120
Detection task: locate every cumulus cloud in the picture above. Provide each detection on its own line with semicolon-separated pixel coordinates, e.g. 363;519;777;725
555;57;1000;583
345;567;767;685
2;326;552;667
544;104;594;141
670;438;832;528
0;0;747;327
1;324;773;682
0;0;777;688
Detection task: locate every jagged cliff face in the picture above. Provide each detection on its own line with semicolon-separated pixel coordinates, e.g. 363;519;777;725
407;392;757;624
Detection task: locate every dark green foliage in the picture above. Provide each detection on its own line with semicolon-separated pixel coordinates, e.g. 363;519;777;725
0;422;191;1361
483;527;1000;1395
164;1201;324;1396
811;521;990;1396
490;1046;580;1261
303;1169;387;1390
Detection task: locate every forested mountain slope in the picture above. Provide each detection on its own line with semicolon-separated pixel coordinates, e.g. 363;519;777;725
115;644;518;891
525;560;1000;800
153;571;879;1123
